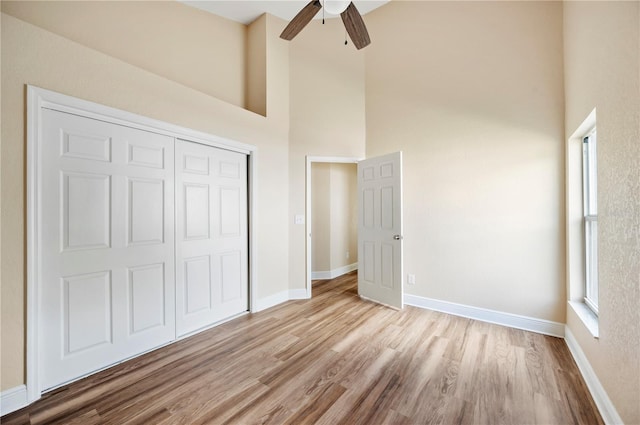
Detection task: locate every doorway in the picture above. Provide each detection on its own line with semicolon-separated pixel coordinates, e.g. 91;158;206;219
305;157;360;297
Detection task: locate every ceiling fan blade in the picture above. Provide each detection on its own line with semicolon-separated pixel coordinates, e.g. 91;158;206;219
280;0;322;40
341;2;371;50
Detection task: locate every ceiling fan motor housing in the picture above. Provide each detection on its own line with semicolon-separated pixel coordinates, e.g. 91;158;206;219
324;0;351;15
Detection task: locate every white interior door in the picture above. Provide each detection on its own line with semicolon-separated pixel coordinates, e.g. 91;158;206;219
175;139;248;337
357;152;403;309
40;109;176;390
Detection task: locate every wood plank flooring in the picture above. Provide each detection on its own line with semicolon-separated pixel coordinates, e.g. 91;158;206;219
2;271;603;424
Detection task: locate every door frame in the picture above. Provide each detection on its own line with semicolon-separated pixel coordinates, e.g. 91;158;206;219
305;156;361;298
26;86;257;404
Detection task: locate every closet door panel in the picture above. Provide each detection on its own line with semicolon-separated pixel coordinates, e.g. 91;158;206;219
40;109;175;390
175;139;248;336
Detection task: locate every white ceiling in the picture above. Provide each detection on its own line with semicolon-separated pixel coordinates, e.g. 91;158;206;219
180;1;390;25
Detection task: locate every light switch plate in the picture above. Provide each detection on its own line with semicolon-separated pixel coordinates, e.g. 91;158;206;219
294;214;305;225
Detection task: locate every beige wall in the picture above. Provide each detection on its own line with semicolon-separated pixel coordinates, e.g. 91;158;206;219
329;163;358;270
311;163;332;272
563;2;640;423
365;1;566;322
0;7;290;391
288;18;366;290
1;1;247;109
311;163;358;273
246;15;267;116
3;2;637;420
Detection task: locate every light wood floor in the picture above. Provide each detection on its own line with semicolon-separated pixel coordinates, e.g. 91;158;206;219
3;271;602;424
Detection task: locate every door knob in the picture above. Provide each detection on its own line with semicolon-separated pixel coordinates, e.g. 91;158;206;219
393;235;402;240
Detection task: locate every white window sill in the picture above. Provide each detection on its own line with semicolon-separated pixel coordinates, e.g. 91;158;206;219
568;301;599;338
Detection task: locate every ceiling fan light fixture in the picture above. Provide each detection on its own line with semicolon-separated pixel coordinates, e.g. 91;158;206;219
324;0;350;15
281;0;370;50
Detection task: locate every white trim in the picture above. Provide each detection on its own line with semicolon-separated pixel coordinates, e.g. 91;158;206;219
26;86;43;405
569;108;597;142
404;294;565;338
246;289;309;313
0;385;28;416
248;151;258;313
566;109;596;303
26;85;257;405
568;301;599;338
305;156;361;299
289;289;309;300
564;327;623;425
253;290;290;312
31;86;255;154
311;263;358;280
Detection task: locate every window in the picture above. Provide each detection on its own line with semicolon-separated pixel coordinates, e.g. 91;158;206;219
582;128;598;314
567;110;598;337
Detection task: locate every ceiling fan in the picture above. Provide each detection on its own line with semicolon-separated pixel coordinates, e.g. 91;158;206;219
280;0;371;50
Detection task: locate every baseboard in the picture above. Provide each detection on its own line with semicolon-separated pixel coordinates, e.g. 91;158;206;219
311;263;357;280
1;385;28;416
253;290;290;313
404;294;565;338
564;327;623;425
289;289;309;300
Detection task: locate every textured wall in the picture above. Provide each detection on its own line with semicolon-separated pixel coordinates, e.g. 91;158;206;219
563;1;640;423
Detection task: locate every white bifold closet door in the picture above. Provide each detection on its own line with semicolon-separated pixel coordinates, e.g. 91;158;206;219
38;109;249;391
40;109;176;390
175;139;248;337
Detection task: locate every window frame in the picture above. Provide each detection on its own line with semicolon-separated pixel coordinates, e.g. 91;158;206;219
582;128;598;315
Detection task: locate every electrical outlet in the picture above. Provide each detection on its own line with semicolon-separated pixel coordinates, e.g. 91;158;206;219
346;251;350;259
407;274;416;285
